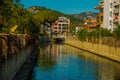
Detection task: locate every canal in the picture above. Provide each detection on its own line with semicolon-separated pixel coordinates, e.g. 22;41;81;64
31;43;120;80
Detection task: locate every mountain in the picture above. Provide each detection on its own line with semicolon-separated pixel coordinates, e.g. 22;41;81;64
27;6;82;23
71;12;98;20
27;6;83;33
27;7;97;20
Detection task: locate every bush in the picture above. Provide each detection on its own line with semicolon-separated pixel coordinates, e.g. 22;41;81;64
77;28;112;42
78;29;88;41
113;24;120;40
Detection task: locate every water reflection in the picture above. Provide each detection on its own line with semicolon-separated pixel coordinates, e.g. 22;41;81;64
38;42;57;71
32;43;120;80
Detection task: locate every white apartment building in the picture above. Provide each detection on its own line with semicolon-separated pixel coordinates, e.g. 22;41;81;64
97;0;120;31
52;17;70;36
58;17;70;33
52;17;70;35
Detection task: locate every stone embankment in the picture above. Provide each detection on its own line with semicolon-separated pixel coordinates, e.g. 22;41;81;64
0;34;35;66
65;37;120;63
12;46;38;80
0;34;37;80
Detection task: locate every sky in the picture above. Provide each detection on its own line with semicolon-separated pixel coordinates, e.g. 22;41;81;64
20;0;100;14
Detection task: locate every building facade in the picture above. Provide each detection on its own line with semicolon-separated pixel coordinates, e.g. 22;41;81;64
113;0;120;28
95;0;120;31
94;0;104;28
84;19;97;31
52;17;70;36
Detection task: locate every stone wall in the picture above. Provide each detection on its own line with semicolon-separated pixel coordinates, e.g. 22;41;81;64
0;34;34;62
65;37;120;62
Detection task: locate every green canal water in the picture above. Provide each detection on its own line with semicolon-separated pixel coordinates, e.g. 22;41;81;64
31;43;120;80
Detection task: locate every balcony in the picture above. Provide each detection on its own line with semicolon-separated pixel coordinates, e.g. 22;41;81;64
94;5;103;10
53;29;58;32
113;19;119;22
114;9;119;14
114;0;120;6
94;1;104;10
53;25;58;28
97;12;103;16
113;16;119;22
96;22;100;26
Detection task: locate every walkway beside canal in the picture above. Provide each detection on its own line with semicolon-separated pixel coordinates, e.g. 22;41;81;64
65;37;120;63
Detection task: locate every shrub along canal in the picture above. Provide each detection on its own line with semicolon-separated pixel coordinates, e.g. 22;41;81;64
31;42;120;80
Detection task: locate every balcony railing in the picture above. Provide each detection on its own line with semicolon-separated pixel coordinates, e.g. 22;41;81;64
94;5;103;10
114;9;119;13
97;12;103;16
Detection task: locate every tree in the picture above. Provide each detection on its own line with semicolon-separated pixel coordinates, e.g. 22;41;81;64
33;9;59;36
113;24;120;40
78;29;88;41
0;0;25;33
0;0;13;32
33;10;58;24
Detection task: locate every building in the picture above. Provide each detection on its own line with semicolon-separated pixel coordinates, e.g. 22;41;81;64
52;17;70;36
95;0;120;31
113;0;120;28
94;0;104;27
84;19;97;31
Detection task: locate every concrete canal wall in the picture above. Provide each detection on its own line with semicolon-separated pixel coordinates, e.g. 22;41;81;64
65;38;120;63
0;34;36;80
0;34;34;62
12;46;38;80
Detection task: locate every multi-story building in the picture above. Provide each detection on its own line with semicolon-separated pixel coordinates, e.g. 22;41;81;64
95;0;120;31
52;17;70;36
113;0;120;28
103;0;114;31
94;0;104;27
84;19;97;31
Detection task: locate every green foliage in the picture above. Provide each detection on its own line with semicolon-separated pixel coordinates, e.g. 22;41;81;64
0;1;82;35
1;27;10;33
78;28;112;41
78;29;88;41
0;0;25;33
88;29;99;37
88;28;111;38
26;18;40;35
33;9;58;24
113;24;120;40
31;6;82;34
99;28;112;37
0;0;40;35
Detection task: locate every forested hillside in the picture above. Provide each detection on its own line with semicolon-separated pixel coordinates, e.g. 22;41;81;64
27;6;83;33
0;0;82;34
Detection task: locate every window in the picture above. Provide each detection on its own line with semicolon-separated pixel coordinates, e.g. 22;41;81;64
110;20;112;26
110;3;112;8
110;11;112;17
